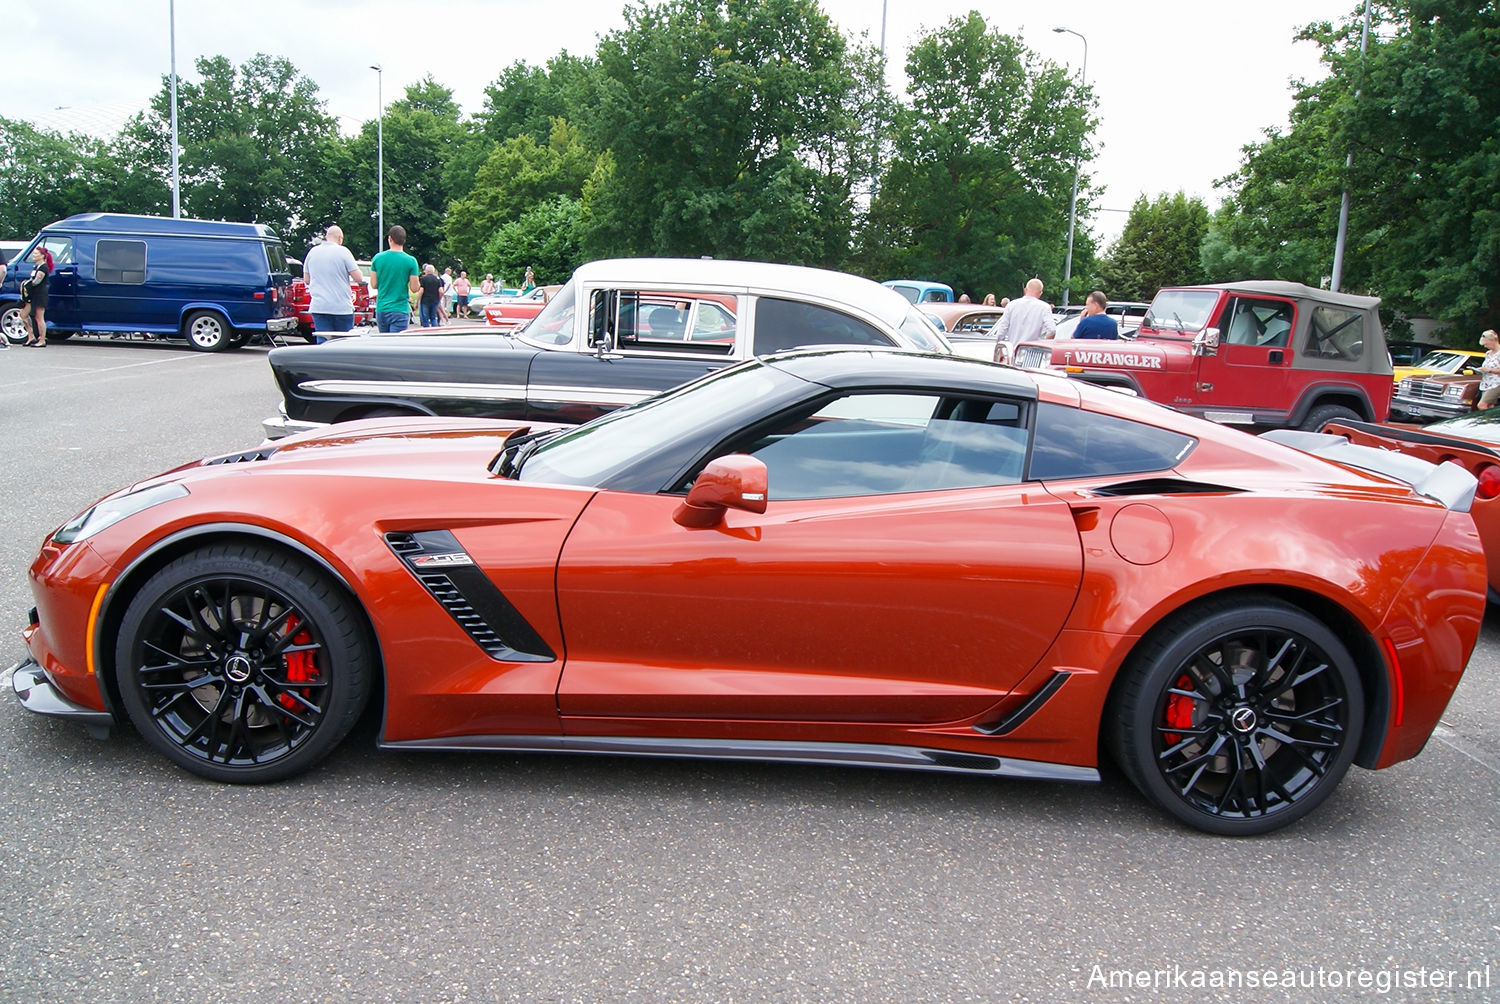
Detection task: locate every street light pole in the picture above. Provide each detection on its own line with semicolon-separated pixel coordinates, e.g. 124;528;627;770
1053;27;1087;308
370;64;383;251
169;0;180;218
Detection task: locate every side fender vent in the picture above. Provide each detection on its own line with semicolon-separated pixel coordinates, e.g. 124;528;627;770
1092;478;1243;497
384;531;556;662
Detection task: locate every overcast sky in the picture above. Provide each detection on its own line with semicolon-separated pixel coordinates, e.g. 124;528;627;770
10;0;1359;249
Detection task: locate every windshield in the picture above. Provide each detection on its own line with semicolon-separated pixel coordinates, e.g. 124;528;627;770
899;307;953;353
1429;410;1500;444
1414;351;1473;373
1144;290;1219;332
516;361;784;486
517;277;578;347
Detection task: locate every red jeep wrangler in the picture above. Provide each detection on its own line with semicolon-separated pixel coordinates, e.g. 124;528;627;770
1012;281;1392;431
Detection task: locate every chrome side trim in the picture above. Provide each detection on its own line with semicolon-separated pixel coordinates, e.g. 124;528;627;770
379;733;1100;783
297;379;655;407
10;659;113;738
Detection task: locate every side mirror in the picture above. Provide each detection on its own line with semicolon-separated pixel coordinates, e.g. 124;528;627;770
674;454;768;528
1192;326;1220;356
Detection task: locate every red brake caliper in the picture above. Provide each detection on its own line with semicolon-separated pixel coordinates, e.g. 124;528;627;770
278;613;316;712
1163;673;1196;744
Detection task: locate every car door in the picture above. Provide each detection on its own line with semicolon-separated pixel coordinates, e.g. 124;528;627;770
1196;295;1298;418
553;390;1084;731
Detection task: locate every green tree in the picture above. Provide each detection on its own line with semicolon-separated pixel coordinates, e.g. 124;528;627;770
1099;192;1210;302
481;196;586;285
581;0;861;264
1211;1;1500;331
330;77;468;264
119;54;338;249
444;118;602;267
478;54;603;146
0;117;163;237
855;12;1096;302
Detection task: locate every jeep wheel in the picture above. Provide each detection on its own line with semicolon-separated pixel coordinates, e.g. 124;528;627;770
1301;404;1361;433
185;310;232;352
1;305;29;344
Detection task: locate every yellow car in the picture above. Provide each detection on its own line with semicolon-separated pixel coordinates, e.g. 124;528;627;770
1391;348;1485;385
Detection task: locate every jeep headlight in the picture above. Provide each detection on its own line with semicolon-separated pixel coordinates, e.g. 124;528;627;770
53;483;189;544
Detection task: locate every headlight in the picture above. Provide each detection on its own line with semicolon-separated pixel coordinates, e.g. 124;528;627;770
1443;384;1467;400
52;483;189;544
1397;378;1413;394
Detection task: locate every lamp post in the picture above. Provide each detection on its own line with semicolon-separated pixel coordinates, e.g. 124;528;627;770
169;0;180;218
370;64;383;251
1053;27;1087;308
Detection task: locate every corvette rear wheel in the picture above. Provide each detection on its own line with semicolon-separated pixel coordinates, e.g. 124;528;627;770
115;543;372;783
1109;597;1363;836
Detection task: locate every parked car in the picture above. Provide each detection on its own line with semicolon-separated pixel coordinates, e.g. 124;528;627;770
262;258;953;439
0;240;27;265
0;213;298;350
1387;339;1435;368
1012;281;1393;431
1324;414;1500;599
882;279;954;303
14;348;1485;835
1390;348;1483;386
1392;371;1481;421
482;285;559;332
922;304;1005;359
284;256;373;342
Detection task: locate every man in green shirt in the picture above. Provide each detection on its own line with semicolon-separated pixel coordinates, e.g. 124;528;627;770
368;225;420;332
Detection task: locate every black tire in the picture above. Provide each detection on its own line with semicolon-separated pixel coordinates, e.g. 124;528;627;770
1301;403;1361;432
46;329;73;341
184;310;232;352
114;543;373;783
1;304;29;344
1107;595;1363;836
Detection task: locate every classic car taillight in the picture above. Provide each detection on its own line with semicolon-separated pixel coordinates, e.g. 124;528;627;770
1476;464;1500;500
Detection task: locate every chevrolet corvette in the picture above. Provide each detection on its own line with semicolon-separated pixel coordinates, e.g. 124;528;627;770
12;349;1487;835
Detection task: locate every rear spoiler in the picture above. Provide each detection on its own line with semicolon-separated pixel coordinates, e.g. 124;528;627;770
1260;428;1478;512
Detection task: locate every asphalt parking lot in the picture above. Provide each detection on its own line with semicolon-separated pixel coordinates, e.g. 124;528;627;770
1;337;1497;1002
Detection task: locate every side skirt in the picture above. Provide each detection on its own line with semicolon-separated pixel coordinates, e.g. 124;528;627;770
378;734;1099;783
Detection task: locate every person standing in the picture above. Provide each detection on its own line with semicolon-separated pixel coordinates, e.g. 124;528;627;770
303;225;364;342
480;274;496;296
438;267;454;323
418;264;444;328
1072;290;1119;340
20;246;52;347
1477;329;1500;410
991;279;1055;362
519;266;536;295
368;225;420;333
453;270;472;319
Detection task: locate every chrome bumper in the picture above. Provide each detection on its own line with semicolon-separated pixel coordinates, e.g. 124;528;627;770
266;316;299;333
9;658;112;739
261;410;326;440
1391;397;1471;420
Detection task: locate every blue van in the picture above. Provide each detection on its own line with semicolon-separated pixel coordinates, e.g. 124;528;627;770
0;213;298;350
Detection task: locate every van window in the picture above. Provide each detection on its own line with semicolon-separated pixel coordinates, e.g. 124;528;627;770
96;239;147;284
263;241;288;273
41;237;74;266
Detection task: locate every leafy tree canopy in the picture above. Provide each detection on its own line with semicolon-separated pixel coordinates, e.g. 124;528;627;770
1099;192;1210;302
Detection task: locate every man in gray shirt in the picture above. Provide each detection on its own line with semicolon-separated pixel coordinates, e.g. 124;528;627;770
991;278;1056;362
304;225;364;342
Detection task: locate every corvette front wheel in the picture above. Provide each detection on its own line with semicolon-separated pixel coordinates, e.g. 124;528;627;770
1108;596;1363;836
115;543;373;783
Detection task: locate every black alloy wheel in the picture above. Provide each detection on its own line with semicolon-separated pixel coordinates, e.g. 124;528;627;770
115;543;372;783
1109;596;1363;836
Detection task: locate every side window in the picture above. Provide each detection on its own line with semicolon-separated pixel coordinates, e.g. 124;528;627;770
42;237;74;266
753;298;897;355
692;301;737;342
713;392;1029;500
1029;403;1196;480
1305;306;1366;362
1221;297;1294;347
95;239;147;284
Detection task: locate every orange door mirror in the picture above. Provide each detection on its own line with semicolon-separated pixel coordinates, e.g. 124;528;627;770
673;455;768;528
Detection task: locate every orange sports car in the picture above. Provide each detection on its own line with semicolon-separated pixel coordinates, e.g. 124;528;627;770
12;349;1487;835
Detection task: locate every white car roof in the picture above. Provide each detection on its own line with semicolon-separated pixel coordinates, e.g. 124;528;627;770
572;258;918;334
